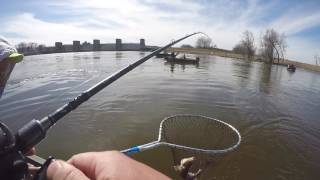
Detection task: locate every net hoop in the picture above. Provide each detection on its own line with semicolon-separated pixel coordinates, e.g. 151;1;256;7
158;114;241;155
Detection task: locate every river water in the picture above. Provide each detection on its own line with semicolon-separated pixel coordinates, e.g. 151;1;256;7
0;51;320;179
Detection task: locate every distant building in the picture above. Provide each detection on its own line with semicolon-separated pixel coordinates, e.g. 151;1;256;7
116;39;122;51
140;39;145;50
73;41;81;52
55;42;63;53
93;39;100;51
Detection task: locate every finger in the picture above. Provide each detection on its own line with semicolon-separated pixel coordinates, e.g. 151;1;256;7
68;151;133;179
47;160;90;180
68;152;99;178
28;164;40;175
25;147;36;156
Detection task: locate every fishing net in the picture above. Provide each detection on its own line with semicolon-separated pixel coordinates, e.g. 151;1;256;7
158;115;241;179
122;115;241;179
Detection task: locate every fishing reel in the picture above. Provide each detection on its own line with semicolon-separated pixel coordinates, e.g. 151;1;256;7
0;121;52;180
0;122;27;179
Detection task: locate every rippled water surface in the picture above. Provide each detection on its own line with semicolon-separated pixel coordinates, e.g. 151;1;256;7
1;51;320;179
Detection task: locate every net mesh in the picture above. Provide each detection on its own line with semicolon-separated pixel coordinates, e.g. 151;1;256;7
160;115;240;153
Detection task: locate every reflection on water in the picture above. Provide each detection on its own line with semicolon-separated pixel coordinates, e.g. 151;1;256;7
231;60;252;88
164;62;199;73
139;51;146;56
72;55;81;61
259;64;272;94
1;52;320;179
92;52;101;60
115;51;122;60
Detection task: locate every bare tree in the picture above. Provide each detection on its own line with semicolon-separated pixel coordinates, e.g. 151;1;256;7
195;37;216;49
233;30;256;59
315;54;320;66
16;42;40;54
16;42;28;53
260;29;287;64
26;42;38;52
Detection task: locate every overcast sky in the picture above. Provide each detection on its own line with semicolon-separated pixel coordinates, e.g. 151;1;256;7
1;0;320;64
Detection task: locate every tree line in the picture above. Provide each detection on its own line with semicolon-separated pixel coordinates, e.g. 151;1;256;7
193;29;287;64
16;42;47;54
15;41;94;54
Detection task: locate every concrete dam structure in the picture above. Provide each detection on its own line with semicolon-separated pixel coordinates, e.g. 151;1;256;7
54;38;155;53
22;39;158;55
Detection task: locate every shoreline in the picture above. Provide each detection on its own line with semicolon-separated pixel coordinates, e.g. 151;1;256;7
166;47;320;73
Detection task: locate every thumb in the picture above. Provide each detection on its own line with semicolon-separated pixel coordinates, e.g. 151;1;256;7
47;160;90;180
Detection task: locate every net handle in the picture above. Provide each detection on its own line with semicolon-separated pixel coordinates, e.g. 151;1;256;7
122;141;161;155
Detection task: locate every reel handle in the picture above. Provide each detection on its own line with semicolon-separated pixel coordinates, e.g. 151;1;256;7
33;157;54;180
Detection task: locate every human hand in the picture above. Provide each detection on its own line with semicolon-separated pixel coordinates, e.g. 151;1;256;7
26;147;36;156
47;151;171;180
26;147;40;177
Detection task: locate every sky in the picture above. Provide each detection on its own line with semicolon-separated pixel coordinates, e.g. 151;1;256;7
0;0;320;64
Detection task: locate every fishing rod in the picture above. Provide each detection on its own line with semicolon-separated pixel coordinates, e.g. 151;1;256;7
0;32;204;180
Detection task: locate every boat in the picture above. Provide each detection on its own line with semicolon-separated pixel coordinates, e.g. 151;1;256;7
165;54;200;64
155;52;170;58
287;64;296;72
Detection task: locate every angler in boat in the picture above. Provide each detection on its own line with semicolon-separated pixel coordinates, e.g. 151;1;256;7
155;52;170;58
165;53;200;64
287;64;296;72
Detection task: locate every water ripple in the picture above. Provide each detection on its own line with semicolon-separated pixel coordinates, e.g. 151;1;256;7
1;52;320;179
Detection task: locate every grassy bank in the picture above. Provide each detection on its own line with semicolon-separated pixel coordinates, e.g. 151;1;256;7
167;47;320;73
